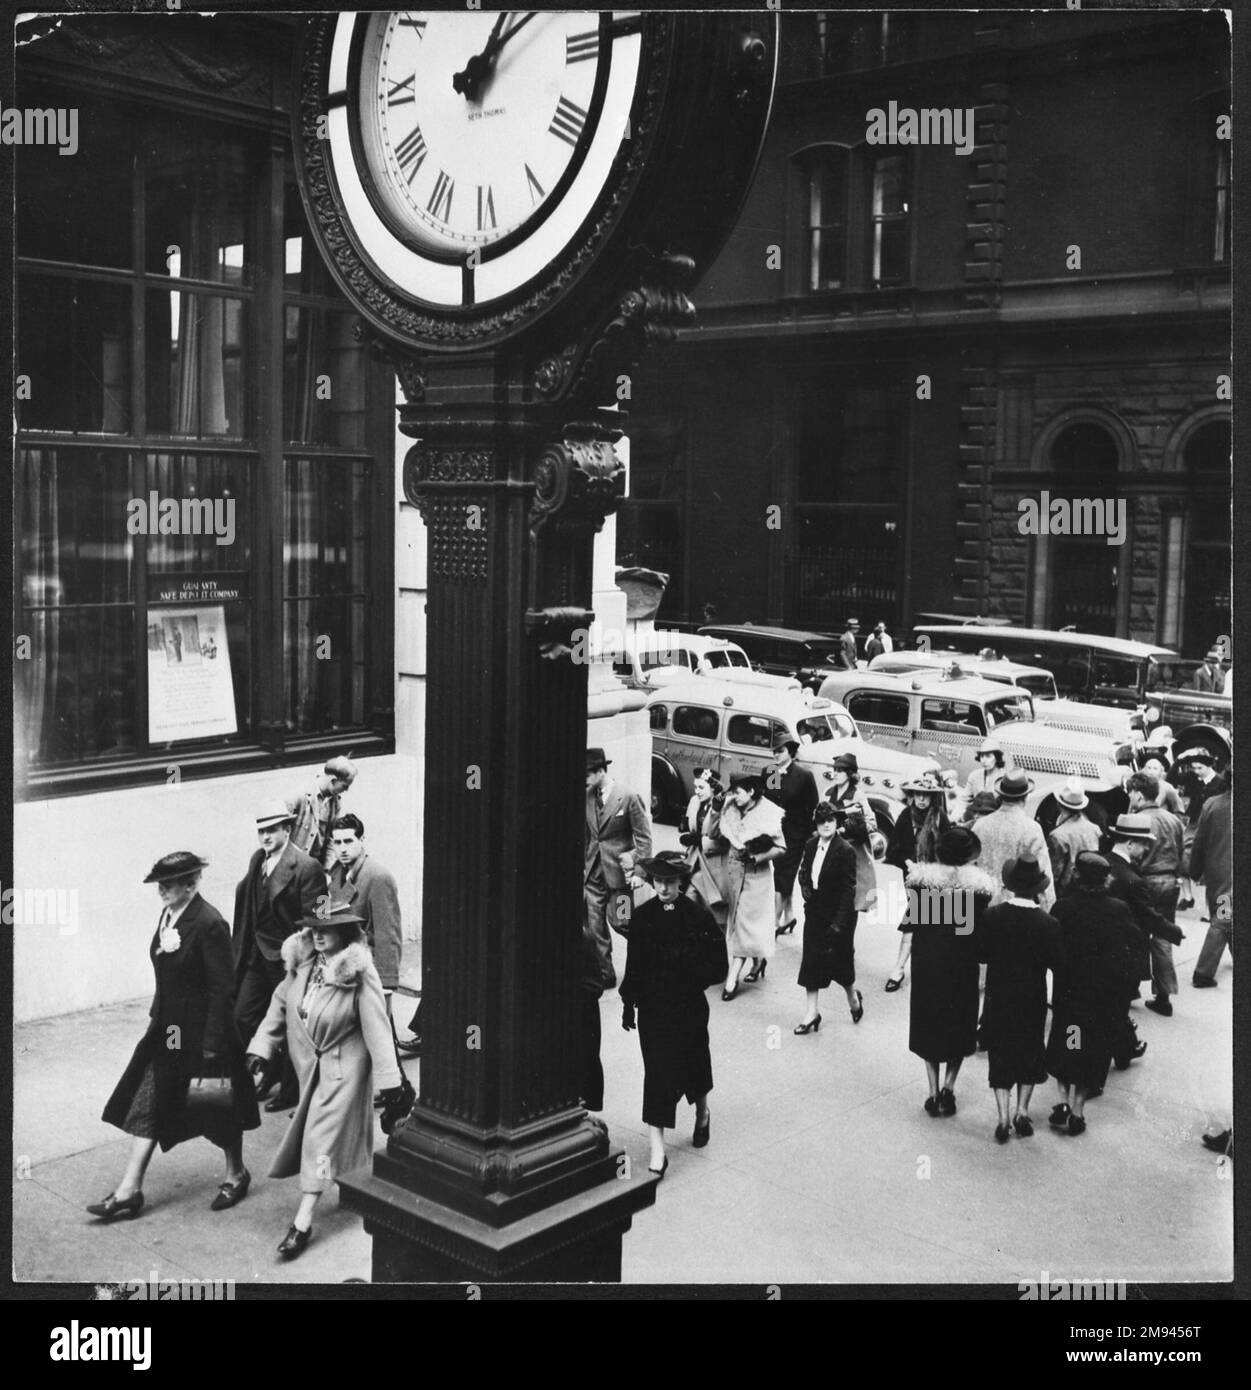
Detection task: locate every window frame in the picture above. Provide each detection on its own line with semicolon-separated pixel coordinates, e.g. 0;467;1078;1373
14;79;396;798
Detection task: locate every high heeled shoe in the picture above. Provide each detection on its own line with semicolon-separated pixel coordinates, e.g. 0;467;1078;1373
721;982;740;1001
277;1223;313;1258
210;1169;251;1211
938;1087;957;1117
849;989;864;1024
994;1122;1011;1145
692;1115;711;1148
793;1014;822;1035
775;919;797;937
743;959;768;983
648;1157;669;1179
86;1191;144;1222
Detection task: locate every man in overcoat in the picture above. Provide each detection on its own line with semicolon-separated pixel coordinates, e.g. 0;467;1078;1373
585;747;652;990
233;800;324;1109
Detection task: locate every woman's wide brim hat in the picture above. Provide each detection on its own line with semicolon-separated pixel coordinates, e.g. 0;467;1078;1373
256;798;297;829
144;851;209;883
995;769;1034;800
833;752;859;774
640;852;692;882
901;771;944;794
936;825;981;866
1002;854;1051;898
297;897;366;932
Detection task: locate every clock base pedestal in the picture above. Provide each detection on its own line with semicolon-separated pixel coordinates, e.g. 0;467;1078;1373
339;1160;658;1283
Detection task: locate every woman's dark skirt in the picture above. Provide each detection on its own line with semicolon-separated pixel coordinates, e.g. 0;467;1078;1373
798;917;857;990
638;995;713;1129
774;838;804;898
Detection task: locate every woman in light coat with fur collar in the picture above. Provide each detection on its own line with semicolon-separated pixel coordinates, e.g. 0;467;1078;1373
247;902;410;1258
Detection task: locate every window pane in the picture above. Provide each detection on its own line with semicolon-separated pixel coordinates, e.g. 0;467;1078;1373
284;458;371;734
727;714;775;748
675;707;721;741
847;693;909;727
807;150;847;290
18;447;135;607
18;277;132;433
285;181;338;296
144;125;253;284
16;100;134;268
146;291;249;437
284;308;367;447
144;453;251;572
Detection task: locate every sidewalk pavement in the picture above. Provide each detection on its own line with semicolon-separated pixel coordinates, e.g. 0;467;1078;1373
13;832;1233;1287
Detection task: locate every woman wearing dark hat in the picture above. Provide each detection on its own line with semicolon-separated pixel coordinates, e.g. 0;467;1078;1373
765;738;819;936
245;899;413;1257
90;853;259;1222
679;768;731;927
962;791;1001;825
903;826;996;1116
883;771;950;992
621;855;727;1175
795;802;860;1032
718;773;785;998
978;856;1061;1143
1045;852;1136;1136
825;752;879;917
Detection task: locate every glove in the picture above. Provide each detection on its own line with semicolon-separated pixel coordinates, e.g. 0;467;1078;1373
622;1004;636;1032
378;1079;415;1135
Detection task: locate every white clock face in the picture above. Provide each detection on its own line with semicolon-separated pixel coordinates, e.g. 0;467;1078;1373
325;11;643;310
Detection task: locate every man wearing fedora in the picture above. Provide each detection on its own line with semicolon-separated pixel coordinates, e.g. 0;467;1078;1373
1046;780;1102;897
233;800;324;1109
1125;771;1186;1015
1190;647;1227;694
1106;812;1183;1021
973;770;1056;910
836;618;861;670
585;748;652;990
1188;783;1232;989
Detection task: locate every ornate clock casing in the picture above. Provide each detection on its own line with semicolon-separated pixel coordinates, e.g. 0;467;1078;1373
296;9;776;369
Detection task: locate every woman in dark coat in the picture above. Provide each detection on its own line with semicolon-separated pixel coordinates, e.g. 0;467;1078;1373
621;854;727;1177
904;826;996;1116
884;773;951;991
1046;852;1136;1136
795;802;861;1032
766;738;819;936
978;856;1061;1143
90;852;260;1221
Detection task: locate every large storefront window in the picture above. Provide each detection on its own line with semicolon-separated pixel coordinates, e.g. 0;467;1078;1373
14;65;392;793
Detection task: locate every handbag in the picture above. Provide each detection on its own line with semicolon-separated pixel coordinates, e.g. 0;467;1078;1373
182;1075;236;1127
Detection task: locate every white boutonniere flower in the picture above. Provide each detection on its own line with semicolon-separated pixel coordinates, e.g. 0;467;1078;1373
159;926;182;954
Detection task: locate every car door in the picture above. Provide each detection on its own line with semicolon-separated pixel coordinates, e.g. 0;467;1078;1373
913;695;987;780
842;690;915;757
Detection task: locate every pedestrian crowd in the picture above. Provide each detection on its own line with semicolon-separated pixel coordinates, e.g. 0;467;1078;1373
588;724;1233;1169
88;756;421;1259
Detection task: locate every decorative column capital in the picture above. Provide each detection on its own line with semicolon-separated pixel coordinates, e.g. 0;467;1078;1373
529;437;626;541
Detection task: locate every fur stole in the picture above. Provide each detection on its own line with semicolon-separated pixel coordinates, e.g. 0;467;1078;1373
904;861;997;896
281;929;373;985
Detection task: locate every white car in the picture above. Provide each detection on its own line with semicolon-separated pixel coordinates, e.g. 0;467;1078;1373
607;632;802;693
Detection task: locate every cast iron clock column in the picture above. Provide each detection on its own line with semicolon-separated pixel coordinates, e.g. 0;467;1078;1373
295;10;775;1281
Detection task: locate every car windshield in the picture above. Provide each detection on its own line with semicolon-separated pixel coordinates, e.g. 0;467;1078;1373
704;648;751;669
986;692;1034;725
797;713;855;743
1014;673;1059;700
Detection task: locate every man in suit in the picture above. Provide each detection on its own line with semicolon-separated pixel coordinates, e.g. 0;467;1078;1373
233;799;324;1110
1125;771;1186;1016
1190;648;1226;694
836;618;860;669
1189;786;1232;988
585;747;652;990
328;813;403;1003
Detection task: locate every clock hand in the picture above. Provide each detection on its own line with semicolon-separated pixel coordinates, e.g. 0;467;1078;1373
452;11;510;100
453;11;538;101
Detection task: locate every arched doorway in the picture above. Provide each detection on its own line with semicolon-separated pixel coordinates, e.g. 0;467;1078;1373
1182;418;1231;657
1047;421;1121;635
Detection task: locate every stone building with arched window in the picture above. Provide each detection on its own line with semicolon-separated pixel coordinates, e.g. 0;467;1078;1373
625;8;1230;659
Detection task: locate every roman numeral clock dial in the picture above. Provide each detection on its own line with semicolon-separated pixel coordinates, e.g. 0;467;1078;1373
323;10;644;313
